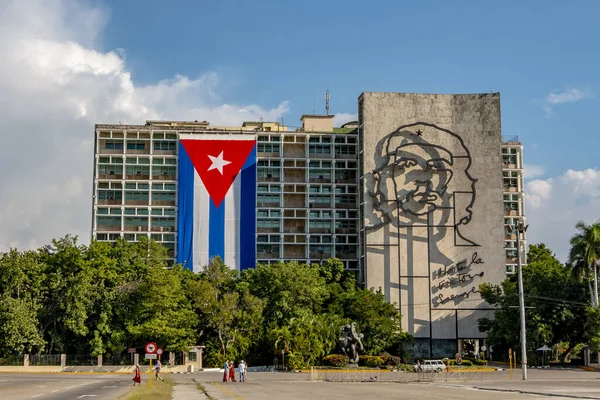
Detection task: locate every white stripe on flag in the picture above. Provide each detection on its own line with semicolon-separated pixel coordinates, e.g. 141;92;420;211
224;173;242;270
193;171;210;273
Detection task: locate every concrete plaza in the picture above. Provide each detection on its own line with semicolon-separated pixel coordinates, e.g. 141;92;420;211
188;369;600;400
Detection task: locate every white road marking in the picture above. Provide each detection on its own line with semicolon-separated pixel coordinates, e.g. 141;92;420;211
31;395;43;398
102;385;117;388
77;396;98;399
52;390;59;393
35;385;47;388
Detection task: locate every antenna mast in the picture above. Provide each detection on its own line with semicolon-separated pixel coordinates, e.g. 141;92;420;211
325;89;330;115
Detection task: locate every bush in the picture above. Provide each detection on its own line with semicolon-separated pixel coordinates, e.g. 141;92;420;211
322;354;349;367
443;359;456;366
380;352;402;366
458;359;473;366
358;355;384;367
396;363;415;372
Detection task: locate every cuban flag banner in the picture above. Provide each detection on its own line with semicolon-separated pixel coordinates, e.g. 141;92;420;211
177;135;257;272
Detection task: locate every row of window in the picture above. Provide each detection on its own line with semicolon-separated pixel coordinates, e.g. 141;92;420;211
97;191;176;201
257;220;357;229
97;207;176;216
103;140;176;151
98;157;177;165
96;216;177;227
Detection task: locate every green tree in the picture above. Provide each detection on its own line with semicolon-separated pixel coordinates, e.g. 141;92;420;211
479;243;588;362
568;221;600;307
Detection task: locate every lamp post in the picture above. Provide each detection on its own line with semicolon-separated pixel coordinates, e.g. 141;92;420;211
508;221;529;380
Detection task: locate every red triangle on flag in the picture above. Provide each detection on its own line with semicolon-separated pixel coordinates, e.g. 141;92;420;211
181;139;256;207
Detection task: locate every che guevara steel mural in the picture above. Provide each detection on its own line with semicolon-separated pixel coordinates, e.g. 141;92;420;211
364;122;485;307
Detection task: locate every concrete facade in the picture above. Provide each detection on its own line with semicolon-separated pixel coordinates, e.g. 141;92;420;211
358;92;506;356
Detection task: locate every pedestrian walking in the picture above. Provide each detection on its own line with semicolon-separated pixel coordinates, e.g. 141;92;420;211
229;360;236;382
238;360;246;383
154;359;164;381
132;364;141;386
223;360;229;382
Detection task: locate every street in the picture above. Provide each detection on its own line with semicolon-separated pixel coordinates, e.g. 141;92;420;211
0;373;134;400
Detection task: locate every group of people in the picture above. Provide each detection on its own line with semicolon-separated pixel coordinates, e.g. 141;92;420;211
132;360;164;386
223;360;246;383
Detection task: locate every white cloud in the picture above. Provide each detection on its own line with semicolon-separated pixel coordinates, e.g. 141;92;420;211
536;88;594;116
0;0;292;251
334;113;358;127
525;168;600;262
523;164;545;179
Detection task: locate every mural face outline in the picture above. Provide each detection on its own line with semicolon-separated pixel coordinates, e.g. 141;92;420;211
365;122;478;247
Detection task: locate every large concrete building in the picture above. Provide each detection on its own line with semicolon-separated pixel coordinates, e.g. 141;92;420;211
357;92;526;357
92;91;526;357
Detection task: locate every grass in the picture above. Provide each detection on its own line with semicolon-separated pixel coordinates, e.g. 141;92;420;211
197;383;216;400
120;374;173;400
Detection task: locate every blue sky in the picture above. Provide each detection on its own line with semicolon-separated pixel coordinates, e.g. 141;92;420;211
99;0;598;178
0;0;598;260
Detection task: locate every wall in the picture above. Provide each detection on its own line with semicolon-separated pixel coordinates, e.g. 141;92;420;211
359;92;504;350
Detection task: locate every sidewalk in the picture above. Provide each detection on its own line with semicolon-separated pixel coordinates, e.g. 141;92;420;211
172;379;208;399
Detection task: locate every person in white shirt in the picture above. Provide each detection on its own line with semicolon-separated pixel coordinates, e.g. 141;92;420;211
238;360;246;382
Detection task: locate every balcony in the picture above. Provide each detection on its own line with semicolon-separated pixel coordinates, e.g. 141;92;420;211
308;177;332;184
96;225;121;232
309;202;331;209
124;225;148;232
503;163;518;169
335;178;357;184
505;233;517;240
153;149;176;156
98;199;121;205
257;251;280;259
125;199;149;206
152;174;176;181
152;200;176;206
257;227;280;233
504;209;519;216
310;252;332;259
503;186;518;192
99;148;123;155
98;173;122;180
333;153;356;160
336;228;357;234
151;226;174;232
283;226;306;233
506;256;518;263
335;202;357;209
310;228;332;234
337;252;358;259
258;175;280;183
257;202;280;208
126;174;150;180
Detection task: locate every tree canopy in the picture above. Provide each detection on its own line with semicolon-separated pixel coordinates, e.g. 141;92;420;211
0;236;411;368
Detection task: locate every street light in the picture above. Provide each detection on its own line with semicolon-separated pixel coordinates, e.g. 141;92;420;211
507;221;529;380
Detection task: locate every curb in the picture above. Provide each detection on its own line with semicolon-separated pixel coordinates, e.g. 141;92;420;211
473;386;600;399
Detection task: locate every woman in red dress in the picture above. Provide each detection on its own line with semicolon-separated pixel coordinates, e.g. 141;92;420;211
229;361;235;382
132;364;141;386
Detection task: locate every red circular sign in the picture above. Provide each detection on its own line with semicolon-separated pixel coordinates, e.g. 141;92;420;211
145;342;157;354
156;348;163;355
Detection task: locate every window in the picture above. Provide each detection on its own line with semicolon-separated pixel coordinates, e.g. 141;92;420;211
335;220;356;230
309;145;331;154
98;164;123;175
309;170;331;180
96;216;121;227
335;194;356;206
104;140;124;150
125;191;149;201
98;190;122;201
309;220;331;229
257;194;280;204
257;219;280;229
125;165;150;176
152;192;176;202
153;141;176;151
124;217;148;227
152;166;176;177
126;140;146;150
335;145;356;155
257;143;279;153
309;194;330;204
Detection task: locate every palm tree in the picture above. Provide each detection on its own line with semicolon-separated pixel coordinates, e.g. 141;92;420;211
568;221;600;307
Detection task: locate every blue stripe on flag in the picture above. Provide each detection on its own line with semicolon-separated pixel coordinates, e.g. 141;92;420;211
177;142;194;269
209;201;225;262
240;144;257;270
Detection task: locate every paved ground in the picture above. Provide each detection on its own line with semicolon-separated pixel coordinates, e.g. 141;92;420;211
3;368;600;399
189;369;600;400
0;373;133;399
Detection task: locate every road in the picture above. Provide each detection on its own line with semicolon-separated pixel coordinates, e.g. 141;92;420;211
0;373;134;400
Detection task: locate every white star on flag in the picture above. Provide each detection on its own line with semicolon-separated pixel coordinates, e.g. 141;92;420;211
207;151;231;175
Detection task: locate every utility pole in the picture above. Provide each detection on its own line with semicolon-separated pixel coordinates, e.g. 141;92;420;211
511;221;529;380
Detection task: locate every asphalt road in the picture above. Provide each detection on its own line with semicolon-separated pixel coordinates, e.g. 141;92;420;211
0;373;134;400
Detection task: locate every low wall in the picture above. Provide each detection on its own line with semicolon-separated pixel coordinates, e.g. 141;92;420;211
0;365;193;373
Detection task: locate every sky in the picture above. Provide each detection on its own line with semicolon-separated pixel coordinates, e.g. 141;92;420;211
0;0;598;262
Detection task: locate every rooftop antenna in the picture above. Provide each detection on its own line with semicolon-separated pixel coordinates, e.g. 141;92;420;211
325;89;330;115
